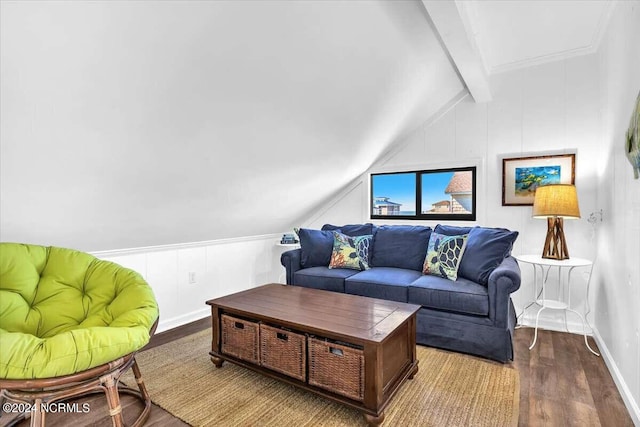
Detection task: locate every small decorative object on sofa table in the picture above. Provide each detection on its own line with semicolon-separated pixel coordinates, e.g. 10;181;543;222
280;233;299;245
532;184;581;260
515;254;599;356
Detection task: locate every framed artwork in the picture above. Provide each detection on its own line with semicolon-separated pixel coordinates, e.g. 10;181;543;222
502;153;575;206
626;91;639;179
371;166;476;221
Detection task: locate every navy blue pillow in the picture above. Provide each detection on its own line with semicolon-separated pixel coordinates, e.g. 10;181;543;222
434;224;473;236
322;223;375;236
457;226;519;285
298;228;334;268
370;225;432;271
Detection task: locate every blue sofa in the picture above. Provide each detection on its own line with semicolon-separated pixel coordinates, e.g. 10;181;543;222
281;223;521;363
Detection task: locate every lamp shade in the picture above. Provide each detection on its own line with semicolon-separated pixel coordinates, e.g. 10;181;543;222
532;184;581;219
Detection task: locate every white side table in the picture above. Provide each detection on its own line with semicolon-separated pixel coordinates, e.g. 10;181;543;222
276;242;300;249
515;254;599;356
276;242;300;283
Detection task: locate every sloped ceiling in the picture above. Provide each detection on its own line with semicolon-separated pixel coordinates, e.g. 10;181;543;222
461;0;614;74
0;0;464;251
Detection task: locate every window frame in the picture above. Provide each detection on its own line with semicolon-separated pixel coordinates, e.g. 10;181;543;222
370;166;477;221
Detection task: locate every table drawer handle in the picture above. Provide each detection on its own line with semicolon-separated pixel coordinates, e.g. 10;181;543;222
234;321;245;329
276;332;288;341
329;347;343;356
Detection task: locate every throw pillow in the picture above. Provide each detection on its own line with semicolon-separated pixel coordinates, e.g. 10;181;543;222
298;228;335;268
328;232;372;271
436;225;519;285
458;226;519;285
321;223;375;237
422;232;468;281
434;224;473;236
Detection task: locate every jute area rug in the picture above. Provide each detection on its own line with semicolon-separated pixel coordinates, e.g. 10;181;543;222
125;329;519;426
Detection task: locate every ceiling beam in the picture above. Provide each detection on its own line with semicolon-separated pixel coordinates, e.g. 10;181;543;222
422;0;491;103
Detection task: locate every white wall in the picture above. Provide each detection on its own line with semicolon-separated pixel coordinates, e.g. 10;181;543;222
594;1;640;421
0;0;463;252
93;233;287;333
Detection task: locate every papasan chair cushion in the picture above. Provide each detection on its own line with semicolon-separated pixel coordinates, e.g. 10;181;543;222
0;243;159;380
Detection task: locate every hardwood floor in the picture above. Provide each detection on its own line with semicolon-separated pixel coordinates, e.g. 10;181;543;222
514;327;633;427
1;319;633;426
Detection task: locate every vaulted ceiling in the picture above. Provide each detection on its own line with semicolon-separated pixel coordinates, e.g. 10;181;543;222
463;0;614;74
423;0;614;102
0;0;615;251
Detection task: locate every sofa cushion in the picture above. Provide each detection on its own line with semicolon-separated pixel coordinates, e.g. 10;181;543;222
298;228;334;268
345;267;421;302
422;232;468;281
408;274;489;316
328;232;372;271
370;225;431;271
436;225;519;285
321;223;375;236
293;266;359;293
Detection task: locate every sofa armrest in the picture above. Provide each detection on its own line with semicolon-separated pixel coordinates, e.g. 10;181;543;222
280;249;302;285
487;256;521;328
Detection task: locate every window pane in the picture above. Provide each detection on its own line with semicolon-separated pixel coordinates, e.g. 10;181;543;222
421;171;473;215
371;173;416;216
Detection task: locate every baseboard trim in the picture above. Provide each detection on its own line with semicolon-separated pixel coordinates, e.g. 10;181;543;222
146;316;211;351
157;308;211;334
592;329;640;426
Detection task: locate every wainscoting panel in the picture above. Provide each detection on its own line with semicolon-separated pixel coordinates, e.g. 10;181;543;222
93;234;284;333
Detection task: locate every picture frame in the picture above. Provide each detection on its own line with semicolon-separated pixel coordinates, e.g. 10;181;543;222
502;153;575;206
370;166;476;221
625;90;639;179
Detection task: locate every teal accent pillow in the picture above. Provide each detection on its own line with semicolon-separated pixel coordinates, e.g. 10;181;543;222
328;232;372;271
422;232;469;281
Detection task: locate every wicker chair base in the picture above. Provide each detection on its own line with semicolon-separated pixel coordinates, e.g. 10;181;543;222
0;353;151;427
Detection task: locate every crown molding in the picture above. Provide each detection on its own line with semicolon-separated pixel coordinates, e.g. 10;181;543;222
489;1;616;75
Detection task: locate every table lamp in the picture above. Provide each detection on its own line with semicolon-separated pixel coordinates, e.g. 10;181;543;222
532;184;580;260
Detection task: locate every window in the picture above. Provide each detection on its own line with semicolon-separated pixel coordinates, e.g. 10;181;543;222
370;166;476;221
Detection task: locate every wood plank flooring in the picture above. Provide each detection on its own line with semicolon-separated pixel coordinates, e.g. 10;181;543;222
514;327;634;427
1;319;633;426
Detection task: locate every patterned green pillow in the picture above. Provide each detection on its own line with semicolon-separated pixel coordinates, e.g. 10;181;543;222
328;232;372;271
422;232;468;281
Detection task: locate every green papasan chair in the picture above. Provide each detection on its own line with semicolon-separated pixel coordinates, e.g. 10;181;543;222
0;243;159;426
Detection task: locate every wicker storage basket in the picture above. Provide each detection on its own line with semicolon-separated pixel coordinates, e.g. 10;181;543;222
259;324;306;381
308;337;365;401
221;314;260;364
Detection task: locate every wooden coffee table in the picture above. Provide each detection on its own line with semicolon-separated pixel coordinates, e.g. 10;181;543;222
206;283;420;426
